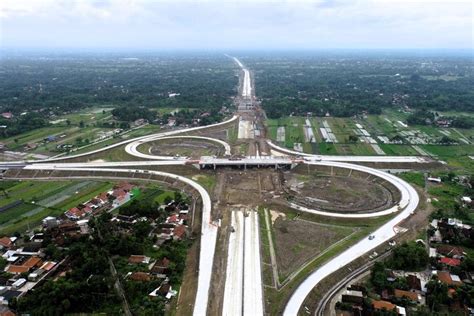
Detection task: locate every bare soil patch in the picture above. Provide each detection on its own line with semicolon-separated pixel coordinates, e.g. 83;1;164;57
285;174;396;213
142;138;223;158
272;217;356;279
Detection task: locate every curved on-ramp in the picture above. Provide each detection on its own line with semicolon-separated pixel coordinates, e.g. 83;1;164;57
267;140;427;163
22;165;217;316
35;115;238;163
283;160;419;315
125;135;232;160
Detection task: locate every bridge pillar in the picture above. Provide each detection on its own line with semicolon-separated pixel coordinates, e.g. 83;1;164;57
192;164;201;170
213;164;216;170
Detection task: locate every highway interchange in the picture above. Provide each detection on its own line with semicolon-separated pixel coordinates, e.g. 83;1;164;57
0;57;423;315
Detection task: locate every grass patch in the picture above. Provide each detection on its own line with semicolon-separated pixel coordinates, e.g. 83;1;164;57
420;145;474;157
54;182;112;210
192;174;216;192
398;172;425;187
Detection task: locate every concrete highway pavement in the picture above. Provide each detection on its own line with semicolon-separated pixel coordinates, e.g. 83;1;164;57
283;160;419;315
223;211;244;316
243;210;264;316
232;57;252;99
223;210;264;316
21;165;217;316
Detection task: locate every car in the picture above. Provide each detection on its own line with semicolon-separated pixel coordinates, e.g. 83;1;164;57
368;235;375;240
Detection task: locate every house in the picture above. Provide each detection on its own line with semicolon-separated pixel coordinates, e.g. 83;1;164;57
0;237;13;250
167;118;176;127
437;245;465;259
0;290;21;305
39;261;57;272
407;275;422;291
341;290;363;304
439;257;461;267
461;196;472;205
372;300;396;312
115;182;134;192
24;143;38;151
98;192;110;204
133;118;146;126
128;255;150;265
111;189;130;208
113;214;137;225
173;225;186;241
42;216;59;228
0;306;15;316
6;255;43;275
1;113;12;120
436;271;463;287
149;283;177;300
22;256;42;269
166;214;182;225
151;257;170;276
65;207;86;220
6;265;29;275
394;289;422;303
129;272;151;282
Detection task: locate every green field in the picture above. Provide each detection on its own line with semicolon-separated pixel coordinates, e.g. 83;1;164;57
0;180;110;235
265;111;473;160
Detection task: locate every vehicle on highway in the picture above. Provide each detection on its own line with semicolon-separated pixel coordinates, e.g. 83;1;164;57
368;235;375;240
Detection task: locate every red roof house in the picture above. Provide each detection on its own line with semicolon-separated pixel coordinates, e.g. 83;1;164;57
439;257;461;267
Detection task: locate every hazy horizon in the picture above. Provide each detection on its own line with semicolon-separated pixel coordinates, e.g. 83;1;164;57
1;0;472;51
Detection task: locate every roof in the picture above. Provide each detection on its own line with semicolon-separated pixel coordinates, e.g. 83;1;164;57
394;289;420;302
437;271;453;285
98;192;109;201
158;257;170;268
440;257;461;267
128;255;149;264
66;207;85;218
158;283;171;295
0;309;15;316
407;274;422;291
115;182;133;192
6;265;30;274
372;300;396;311
40;261;56;271
167;214;179;223
130;272;151;282
0;237;12;248
174;225;186;239
23;256;42;268
437;245;464;257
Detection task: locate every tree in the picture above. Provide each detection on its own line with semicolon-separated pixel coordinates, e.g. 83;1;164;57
387;242;428;271
348;135;358;143
426;279;450;311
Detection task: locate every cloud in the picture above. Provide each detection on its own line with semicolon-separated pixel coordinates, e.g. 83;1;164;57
0;0;472;49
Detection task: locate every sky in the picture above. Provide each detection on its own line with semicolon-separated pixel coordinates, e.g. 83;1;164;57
0;0;472;50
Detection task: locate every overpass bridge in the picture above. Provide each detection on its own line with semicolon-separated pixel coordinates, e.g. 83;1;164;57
0;156;304;172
